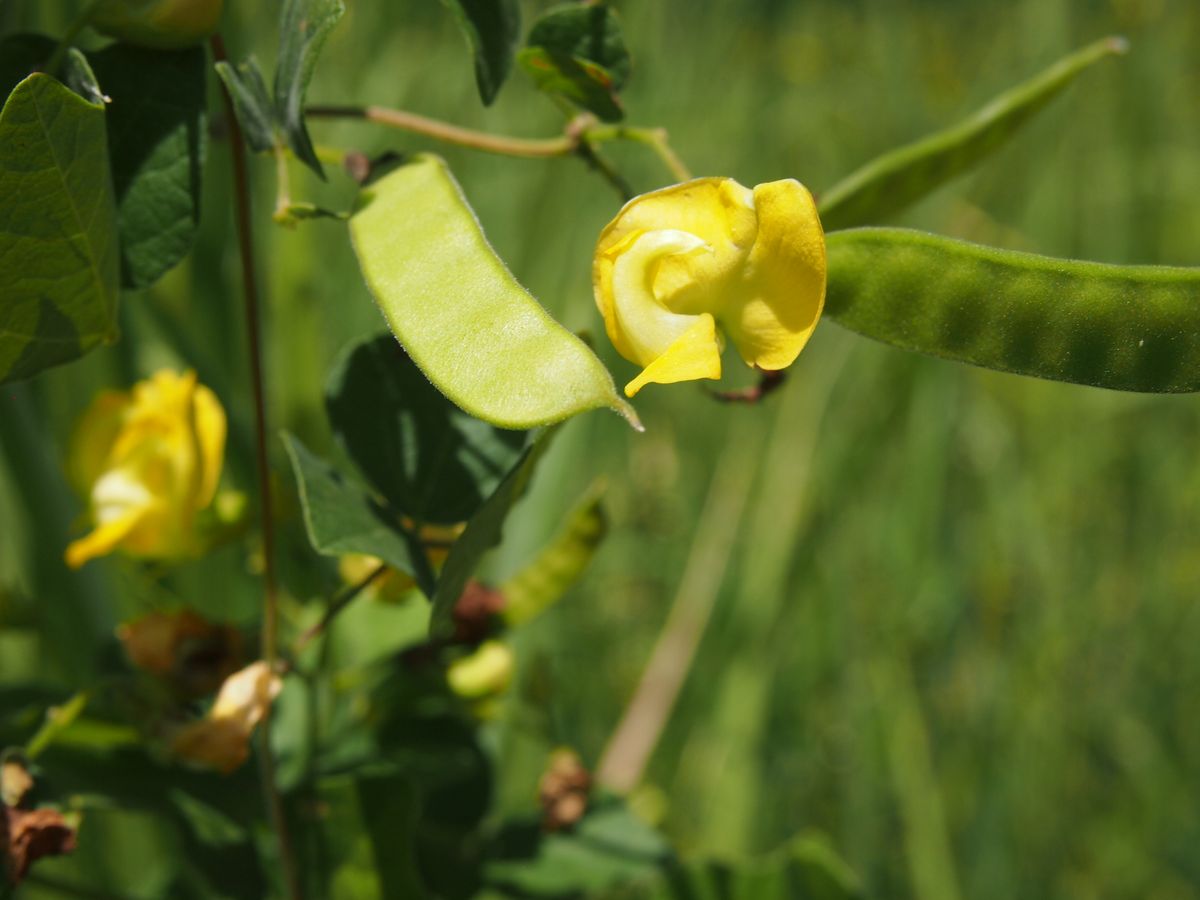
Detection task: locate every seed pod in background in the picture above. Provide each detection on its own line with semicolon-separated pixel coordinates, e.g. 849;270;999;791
91;0;224;50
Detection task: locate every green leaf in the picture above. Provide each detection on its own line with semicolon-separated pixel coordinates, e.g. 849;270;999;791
502;480;607;626
88;44;207;290
485;798;672;898
214;57;277;154
429;427;559;637
349;154;638;430
518;2;631;122
357;773;429;899
0;73;120;384
275;0;345;178
817;36;1128;231
625;834;864;900
282;432;436;595
825;227;1200;393
0;34;99;103
326;333;528;527
443;0;521;106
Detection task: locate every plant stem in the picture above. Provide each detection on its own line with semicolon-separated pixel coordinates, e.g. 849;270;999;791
306;104;574;158
305;104;692;186
292;563;387;656
595;425;759;792
210;33;302;900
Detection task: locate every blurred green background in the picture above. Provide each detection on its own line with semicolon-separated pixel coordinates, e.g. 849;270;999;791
2;0;1200;897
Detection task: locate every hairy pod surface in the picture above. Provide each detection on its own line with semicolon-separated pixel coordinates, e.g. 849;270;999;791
350;154;637;430
826;228;1200;393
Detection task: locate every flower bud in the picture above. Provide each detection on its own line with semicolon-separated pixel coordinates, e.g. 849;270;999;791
593;177;826;396
91;0;224;50
446;640;514;701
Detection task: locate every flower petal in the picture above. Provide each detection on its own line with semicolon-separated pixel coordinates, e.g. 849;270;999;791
624;313;722;397
721;179;826;370
64;509;143;569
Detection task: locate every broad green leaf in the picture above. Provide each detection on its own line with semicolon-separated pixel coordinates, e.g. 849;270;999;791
275;0;345;178
518;2;631;122
325;332;527;525
429;427;559;637
817;36;1127;231
825;228;1200;393
214;57;277;154
89;44;207;289
350;154;638;430
0;73;120;384
282;432;436;595
502;480;607;626
443;0;521;106
485;799;672;898
624;834;864;900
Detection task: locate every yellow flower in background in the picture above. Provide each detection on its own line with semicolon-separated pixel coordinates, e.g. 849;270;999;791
593;177;826;397
446;640;514;701
91;0;224;50
65;370;226;569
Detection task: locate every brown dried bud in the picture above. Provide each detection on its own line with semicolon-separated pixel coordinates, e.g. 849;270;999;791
3;806;77;886
452;581;507;645
538;749;592;832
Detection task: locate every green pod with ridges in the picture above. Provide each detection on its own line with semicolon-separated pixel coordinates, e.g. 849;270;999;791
825;228;1200;393
349;153;639;430
818;36;1127;231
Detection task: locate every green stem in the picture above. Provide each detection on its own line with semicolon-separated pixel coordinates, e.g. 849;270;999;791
43;0;103;76
210;33;302;900
304;104;693;186
25;692;89;760
292;563;387;656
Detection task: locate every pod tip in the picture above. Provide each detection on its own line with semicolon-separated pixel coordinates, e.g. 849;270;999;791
1106;35;1131;55
615;399;645;432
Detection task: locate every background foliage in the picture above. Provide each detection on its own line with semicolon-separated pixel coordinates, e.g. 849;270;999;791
2;0;1199;897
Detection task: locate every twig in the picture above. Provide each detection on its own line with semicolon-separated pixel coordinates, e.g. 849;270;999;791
595;427;759;792
305;104;693;187
210;33;302;900
292;563;388;655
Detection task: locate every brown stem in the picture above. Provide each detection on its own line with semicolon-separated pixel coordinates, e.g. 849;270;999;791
306;104;575;158
210;34;302;900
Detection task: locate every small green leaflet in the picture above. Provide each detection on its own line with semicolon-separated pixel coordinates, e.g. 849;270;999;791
276;0;346;178
443;0;521;106
518;2;631;122
214;57;278;154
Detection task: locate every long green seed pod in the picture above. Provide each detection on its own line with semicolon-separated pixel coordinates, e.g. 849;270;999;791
825;228;1200;393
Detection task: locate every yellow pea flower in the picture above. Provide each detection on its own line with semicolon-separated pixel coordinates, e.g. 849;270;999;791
91;0;223;50
593;177;826;397
65;370;226;569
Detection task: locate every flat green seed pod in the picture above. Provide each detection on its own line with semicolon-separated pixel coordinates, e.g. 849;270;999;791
349;154;639;430
826;228;1200;393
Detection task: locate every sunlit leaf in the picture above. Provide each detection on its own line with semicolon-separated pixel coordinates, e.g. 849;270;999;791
0;72;120;384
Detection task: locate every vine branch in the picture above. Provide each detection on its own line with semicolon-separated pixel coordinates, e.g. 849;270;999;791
211;33;302;900
305;104;692;187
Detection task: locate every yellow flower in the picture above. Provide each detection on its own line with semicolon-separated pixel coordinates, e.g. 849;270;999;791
593;177;826;397
65;370;226;569
446;640;514;701
170;661;281;773
91;0;223;50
